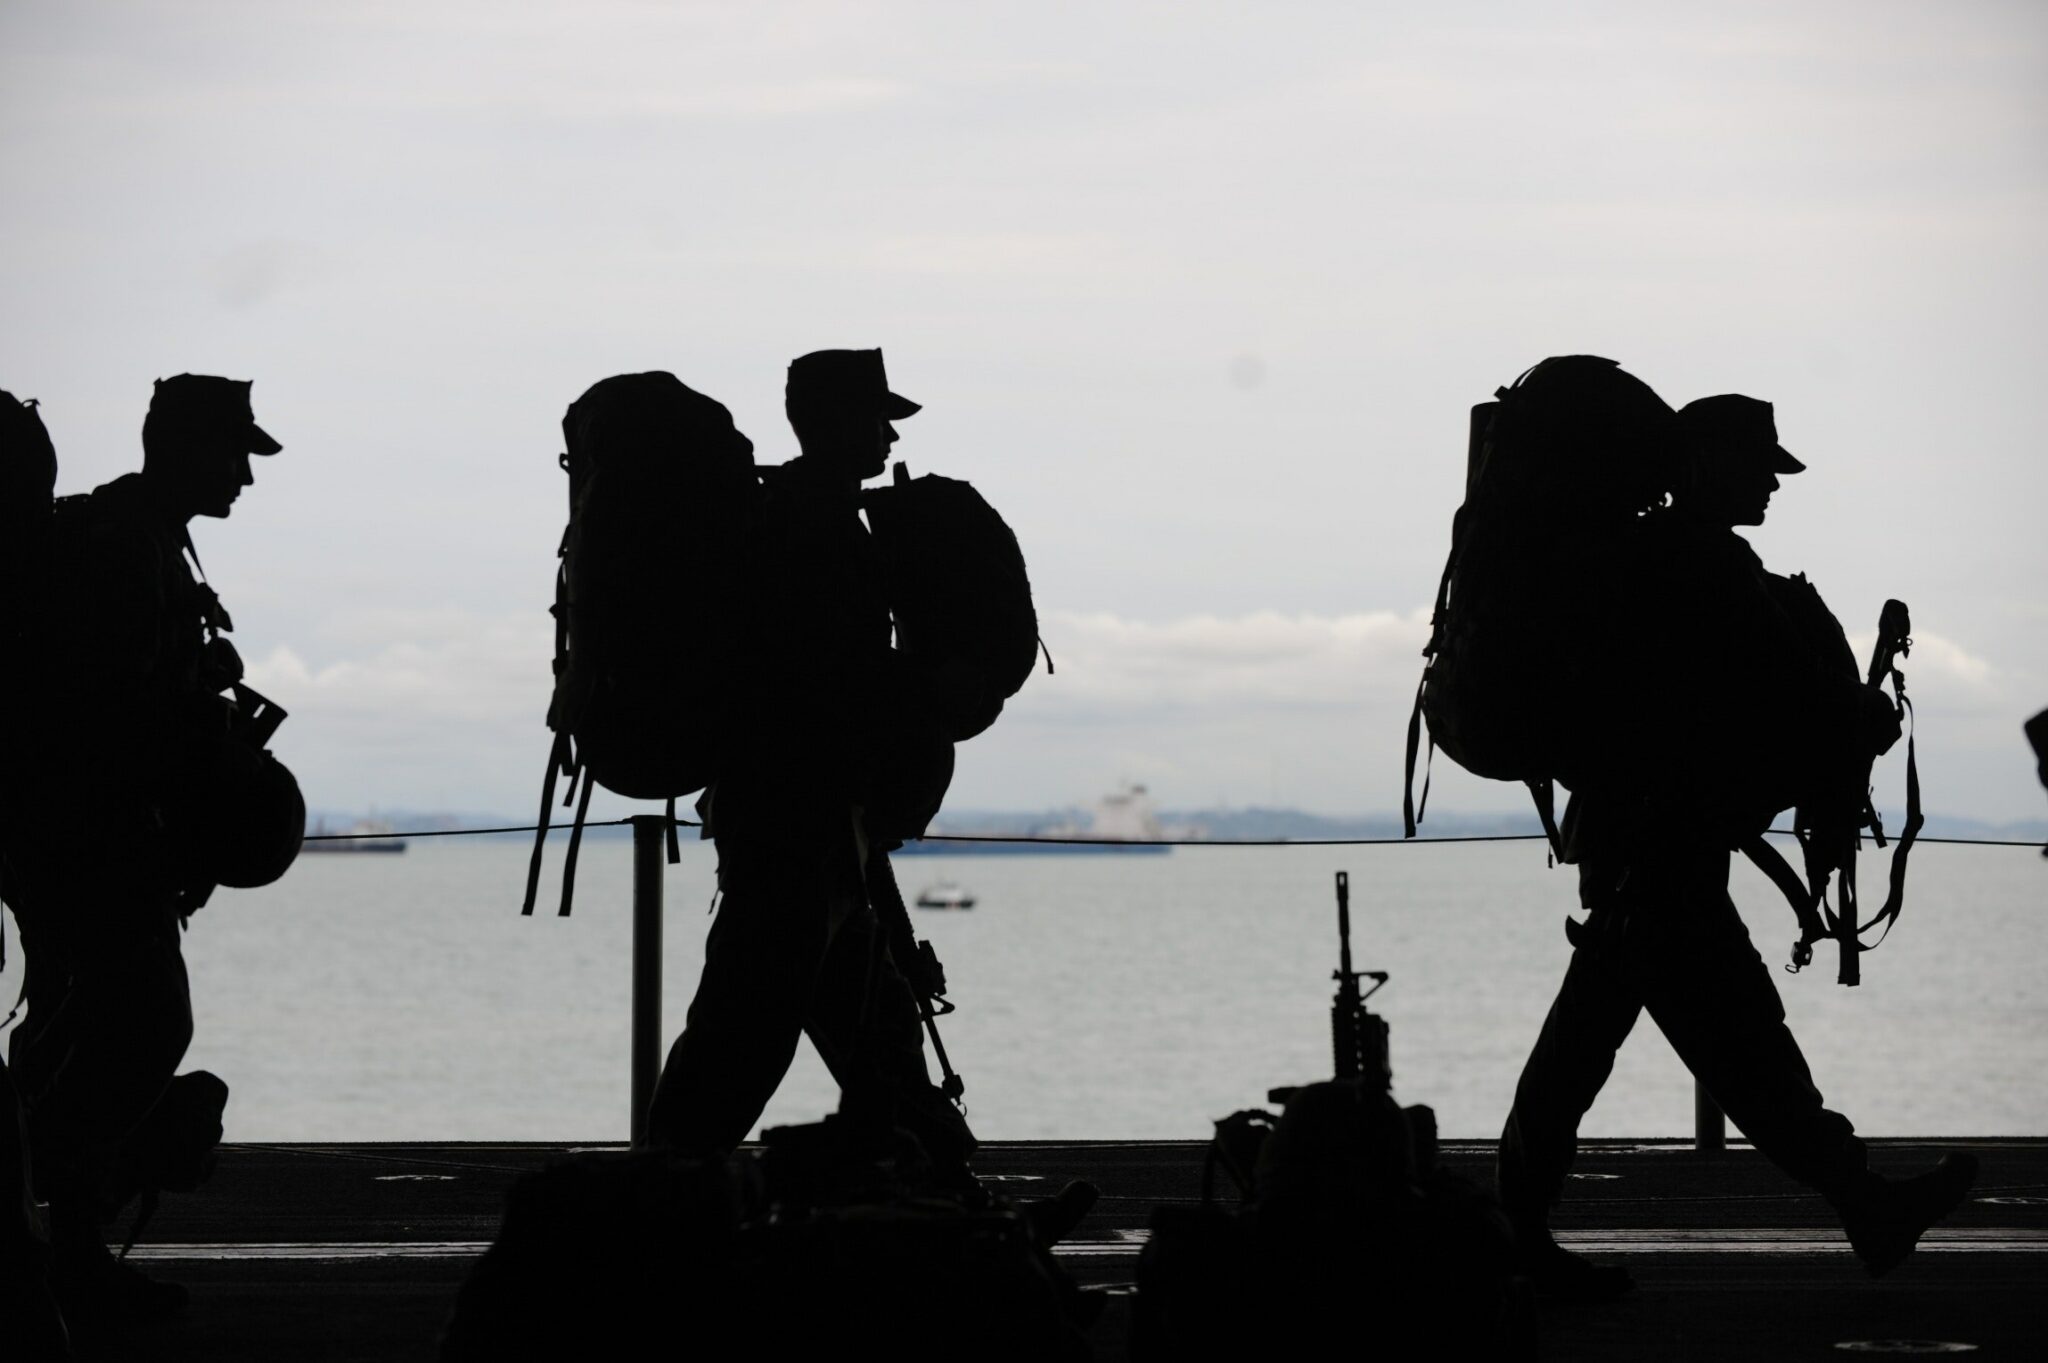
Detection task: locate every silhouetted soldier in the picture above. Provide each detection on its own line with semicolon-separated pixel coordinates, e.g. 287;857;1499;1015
645;350;978;1186
1497;393;1976;1299
2;375;277;1319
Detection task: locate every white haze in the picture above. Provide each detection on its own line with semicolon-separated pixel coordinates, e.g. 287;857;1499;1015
3;0;2044;820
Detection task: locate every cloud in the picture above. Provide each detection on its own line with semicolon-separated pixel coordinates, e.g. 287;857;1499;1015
1845;628;2001;706
1028;608;1431;712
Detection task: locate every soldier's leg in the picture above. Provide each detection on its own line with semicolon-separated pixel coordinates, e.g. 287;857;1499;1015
1638;852;1868;1202
1498;861;1647;1239
10;914;194;1207
803;904;977;1171
644;832;839;1154
9;901;195;1319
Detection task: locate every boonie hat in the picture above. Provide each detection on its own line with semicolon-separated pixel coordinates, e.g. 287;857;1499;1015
1677;394;1802;474
786;349;920;421
148;375;282;456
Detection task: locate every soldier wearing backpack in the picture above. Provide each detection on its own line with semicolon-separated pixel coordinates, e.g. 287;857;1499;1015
644;350;981;1185
1493;387;1977;1299
2;375;294;1321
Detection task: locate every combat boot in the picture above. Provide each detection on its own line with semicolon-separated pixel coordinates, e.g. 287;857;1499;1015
1838;1152;1979;1277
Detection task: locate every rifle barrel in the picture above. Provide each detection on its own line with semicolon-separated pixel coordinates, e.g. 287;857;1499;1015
1335;870;1352;979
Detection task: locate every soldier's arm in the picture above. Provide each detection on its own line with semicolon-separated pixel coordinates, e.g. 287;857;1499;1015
58;523;211;787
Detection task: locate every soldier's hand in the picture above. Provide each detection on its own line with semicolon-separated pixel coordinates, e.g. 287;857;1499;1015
1859;687;1903;757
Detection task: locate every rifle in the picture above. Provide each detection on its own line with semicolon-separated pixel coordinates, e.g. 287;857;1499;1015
863;849;966;1106
1785;598;1921;985
1269;871;1390;1102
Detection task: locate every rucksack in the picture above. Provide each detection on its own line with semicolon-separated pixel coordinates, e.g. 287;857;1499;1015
2;390;57;602
861;463;1045;742
521;373;760;916
1403;356;1679;845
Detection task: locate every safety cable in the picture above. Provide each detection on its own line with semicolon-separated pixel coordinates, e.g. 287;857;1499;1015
303;822;2042;849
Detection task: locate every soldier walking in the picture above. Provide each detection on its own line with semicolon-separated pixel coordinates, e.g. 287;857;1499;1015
3;375;288;1319
644;350;977;1183
1496;392;1978;1299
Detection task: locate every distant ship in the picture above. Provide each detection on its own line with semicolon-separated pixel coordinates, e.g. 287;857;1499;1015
301;819;408;854
894;784;1181;856
914;879;977;909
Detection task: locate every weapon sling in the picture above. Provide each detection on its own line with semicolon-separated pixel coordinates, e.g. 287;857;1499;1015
863;848;966;1105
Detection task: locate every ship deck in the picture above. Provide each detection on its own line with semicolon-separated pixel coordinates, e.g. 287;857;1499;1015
64;1136;2048;1360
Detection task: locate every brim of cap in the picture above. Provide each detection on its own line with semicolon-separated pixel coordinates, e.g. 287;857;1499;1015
1770;444;1804;474
883;392;922;420
246;423;282;456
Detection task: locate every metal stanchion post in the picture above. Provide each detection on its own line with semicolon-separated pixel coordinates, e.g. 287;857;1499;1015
1694;1080;1726;1153
629;814;665;1146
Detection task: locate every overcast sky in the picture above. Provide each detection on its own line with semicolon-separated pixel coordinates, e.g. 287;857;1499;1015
4;0;2043;822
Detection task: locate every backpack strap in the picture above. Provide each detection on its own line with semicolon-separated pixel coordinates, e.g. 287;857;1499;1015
519;730;569;916
555;767;594;918
1401;670;1433;839
1402;529;1462;839
1527;778;1562;861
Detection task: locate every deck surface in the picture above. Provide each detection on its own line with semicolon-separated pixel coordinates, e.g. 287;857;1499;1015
56;1137;2048;1359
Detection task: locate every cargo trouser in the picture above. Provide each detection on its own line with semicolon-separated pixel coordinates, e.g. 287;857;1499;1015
1497;845;1869;1234
645;790;975;1168
4;880;193;1223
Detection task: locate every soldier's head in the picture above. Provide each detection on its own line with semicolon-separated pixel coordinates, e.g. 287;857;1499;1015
784;349;918;482
1675;394;1802;528
141;374;280;520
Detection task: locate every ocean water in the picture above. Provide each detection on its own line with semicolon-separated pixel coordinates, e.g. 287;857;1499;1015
2;837;2041;1143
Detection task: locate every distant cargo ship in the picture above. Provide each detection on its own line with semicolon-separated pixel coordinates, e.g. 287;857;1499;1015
894;784;1183;856
302;820;408;854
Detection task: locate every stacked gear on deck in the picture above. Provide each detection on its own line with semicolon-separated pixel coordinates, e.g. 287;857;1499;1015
442;1124;1094;1363
522;372;762;916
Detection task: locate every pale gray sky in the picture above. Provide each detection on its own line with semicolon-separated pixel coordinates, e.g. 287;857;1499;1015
4;0;2043;820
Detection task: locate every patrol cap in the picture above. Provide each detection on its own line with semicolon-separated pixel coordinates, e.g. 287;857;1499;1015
1677;394;1802;474
786;349;920;422
147;374;282;456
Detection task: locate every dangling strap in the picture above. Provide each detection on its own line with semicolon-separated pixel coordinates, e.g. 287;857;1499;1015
556;775;595;918
1862;690;1922;952
1038;636;1056;676
1402;667;1432;839
665;796;682;864
1528;778;1562;861
520;731;568;916
1403;532;1462;839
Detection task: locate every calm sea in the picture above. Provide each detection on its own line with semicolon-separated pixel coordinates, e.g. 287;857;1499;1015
3;837;2041;1143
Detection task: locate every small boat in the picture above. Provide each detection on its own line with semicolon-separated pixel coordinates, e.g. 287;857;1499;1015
914;880;976;910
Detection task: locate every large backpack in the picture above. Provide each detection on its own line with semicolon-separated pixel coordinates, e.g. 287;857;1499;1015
2;390;57;598
1403;357;1679;844
522;373;759;916
861;463;1044;742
